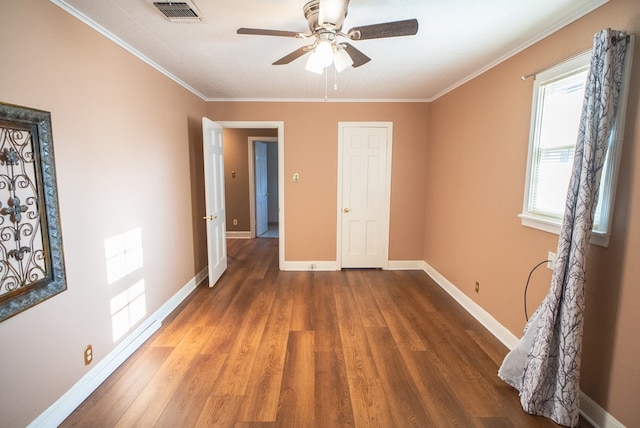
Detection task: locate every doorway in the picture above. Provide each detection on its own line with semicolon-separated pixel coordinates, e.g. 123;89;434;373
248;137;279;238
208;121;285;271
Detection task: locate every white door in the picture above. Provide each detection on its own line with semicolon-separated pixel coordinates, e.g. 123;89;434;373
202;118;227;287
255;142;269;237
339;123;392;268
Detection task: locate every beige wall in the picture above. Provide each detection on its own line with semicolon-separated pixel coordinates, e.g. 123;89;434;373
0;1;208;426
207;102;430;262
223;128;278;231
424;0;639;424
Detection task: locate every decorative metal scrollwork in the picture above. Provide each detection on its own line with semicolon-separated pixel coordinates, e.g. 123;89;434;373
0;103;66;322
0;132;46;295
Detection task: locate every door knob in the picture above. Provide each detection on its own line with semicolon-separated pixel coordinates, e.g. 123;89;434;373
343;208;350;213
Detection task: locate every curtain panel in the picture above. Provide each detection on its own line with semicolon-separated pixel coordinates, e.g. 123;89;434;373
499;28;630;427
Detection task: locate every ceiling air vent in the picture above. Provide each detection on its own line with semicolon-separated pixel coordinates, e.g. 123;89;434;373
152;1;202;22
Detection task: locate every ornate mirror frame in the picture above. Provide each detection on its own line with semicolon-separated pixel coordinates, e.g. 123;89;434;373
0;102;66;322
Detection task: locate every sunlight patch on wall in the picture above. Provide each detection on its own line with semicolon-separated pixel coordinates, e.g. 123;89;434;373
104;228;147;342
110;279;146;341
105;228;143;285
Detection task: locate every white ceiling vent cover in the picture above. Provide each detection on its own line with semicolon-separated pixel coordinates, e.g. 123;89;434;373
152;1;202;22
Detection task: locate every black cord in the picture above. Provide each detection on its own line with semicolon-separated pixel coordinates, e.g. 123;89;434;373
524;259;551;321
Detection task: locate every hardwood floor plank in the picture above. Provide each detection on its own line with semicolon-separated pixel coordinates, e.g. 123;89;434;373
466;327;510;367
389;270;443;314
475;416;514;427
150;288;207;348
60;346;171;428
367;273;428;352
276;331;315;427
347;376;395;428
193;395;244;427
226;238;254;264
154;269;250;348
289;272;316;331
247;238;278;280
154;352;227;428
210;291;275;396
315;351;355;428
312;272;342;352
114;324;214;426
199;279;268;356
333;278;380;379
234;423;275;428
366;327;435;427
238;297;293;422
399;348;476;427
344;270;386;328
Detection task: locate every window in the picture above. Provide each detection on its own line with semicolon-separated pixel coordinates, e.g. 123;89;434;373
520;47;633;247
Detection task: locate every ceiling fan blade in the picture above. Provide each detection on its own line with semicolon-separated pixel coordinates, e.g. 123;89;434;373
341;43;371;68
237;28;301;38
319;0;349;28
273;46;312;65
348;18;418;40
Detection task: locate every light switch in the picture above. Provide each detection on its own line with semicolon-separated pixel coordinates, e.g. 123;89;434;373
292;172;299;183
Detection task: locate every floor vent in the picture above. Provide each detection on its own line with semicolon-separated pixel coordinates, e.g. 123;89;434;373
152;2;202;22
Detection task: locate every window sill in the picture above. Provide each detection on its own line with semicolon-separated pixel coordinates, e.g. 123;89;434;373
519;213;610;247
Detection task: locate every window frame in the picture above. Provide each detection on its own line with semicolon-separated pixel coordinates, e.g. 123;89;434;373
520;39;634;247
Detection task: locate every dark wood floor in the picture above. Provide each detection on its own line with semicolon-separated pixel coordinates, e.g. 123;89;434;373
62;238;591;427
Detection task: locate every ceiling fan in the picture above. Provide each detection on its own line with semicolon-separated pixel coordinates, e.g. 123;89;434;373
237;0;419;74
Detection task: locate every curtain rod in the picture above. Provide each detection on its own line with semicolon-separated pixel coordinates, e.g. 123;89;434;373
521;33;630;81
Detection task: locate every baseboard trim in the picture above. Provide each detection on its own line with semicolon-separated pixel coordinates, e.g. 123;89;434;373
226;231;251;239
579;391;625;428
28;267;208;428
387;260;426;270
421;261;621;428
283;260;339;271
282;259;422;271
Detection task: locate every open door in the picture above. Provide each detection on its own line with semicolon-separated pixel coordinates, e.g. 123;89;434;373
255;141;269;237
202;118;227;287
248;136;279;239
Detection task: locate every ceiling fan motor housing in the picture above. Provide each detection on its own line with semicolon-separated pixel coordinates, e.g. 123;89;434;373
304;0;349;31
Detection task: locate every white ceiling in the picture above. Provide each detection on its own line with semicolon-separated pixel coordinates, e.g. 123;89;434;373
53;0;607;101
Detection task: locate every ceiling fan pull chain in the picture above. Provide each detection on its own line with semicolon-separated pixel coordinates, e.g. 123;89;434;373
324;68;329;101
334;67;338;91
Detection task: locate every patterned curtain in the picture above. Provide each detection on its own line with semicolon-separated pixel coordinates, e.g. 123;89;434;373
499;28;630;427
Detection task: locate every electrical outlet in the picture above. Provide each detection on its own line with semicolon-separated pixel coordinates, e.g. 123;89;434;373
84;345;93;366
233;219;238;226
547;251;557;269
475;281;480;293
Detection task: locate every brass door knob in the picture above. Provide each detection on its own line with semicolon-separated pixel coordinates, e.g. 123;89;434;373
343;208;350;213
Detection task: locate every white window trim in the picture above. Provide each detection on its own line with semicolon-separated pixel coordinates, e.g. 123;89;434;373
520;36;634;248
518;213;609;247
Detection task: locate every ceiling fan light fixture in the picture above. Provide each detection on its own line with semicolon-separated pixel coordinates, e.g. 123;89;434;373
315;40;334;67
333;45;353;72
305;51;325;74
